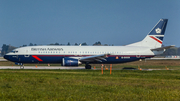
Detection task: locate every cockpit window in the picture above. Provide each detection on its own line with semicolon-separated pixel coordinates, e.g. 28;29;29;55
11;50;18;53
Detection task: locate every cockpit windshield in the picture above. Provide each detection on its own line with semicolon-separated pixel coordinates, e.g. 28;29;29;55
11;50;18;53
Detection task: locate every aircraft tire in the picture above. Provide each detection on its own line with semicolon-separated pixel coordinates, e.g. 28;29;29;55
85;65;91;69
20;65;24;69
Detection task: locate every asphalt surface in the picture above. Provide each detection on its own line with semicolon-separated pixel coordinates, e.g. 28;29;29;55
0;59;7;61
0;66;86;69
0;66;173;71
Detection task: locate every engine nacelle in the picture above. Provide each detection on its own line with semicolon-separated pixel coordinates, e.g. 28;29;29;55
62;57;82;66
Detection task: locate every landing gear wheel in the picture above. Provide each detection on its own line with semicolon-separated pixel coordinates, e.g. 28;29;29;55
85;65;91;69
20;65;24;69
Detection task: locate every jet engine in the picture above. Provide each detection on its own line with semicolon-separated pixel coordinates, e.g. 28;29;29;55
62;57;82;66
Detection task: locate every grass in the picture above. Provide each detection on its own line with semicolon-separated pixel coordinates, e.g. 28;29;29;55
0;60;180;100
1;59;180;69
0;69;180;100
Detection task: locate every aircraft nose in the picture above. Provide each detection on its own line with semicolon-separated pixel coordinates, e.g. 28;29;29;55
4;55;9;60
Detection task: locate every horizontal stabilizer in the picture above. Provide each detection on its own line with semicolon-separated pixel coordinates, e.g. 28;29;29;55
151;45;175;51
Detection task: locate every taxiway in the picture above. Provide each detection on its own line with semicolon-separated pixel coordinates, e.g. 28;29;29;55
0;66;85;69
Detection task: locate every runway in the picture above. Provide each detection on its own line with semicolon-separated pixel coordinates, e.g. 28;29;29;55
0;66;173;70
0;66;86;69
0;59;7;61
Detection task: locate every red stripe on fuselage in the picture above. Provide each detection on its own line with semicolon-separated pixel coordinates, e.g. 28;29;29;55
32;55;43;61
149;36;162;44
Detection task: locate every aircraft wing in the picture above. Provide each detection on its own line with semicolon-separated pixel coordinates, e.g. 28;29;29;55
79;54;109;62
151;45;175;51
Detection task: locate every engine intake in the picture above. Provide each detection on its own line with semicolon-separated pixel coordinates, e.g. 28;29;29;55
62;57;82;66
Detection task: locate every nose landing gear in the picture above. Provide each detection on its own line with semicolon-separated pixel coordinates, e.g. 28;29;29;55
20;65;24;69
15;62;24;69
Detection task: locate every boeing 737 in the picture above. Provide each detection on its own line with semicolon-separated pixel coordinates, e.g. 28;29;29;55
4;19;174;69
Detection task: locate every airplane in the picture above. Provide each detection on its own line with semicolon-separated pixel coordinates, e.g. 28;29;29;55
4;19;174;69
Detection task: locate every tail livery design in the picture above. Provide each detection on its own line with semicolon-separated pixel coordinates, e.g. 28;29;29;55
127;19;168;48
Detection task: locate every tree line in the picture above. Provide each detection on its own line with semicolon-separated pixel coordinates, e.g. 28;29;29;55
0;41;107;56
1;44;16;56
20;41;107;46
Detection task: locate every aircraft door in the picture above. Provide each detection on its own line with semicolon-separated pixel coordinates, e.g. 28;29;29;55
24;50;29;57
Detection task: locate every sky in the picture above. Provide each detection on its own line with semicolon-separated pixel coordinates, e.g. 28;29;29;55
0;0;180;47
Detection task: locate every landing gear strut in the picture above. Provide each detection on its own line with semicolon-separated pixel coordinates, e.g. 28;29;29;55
20;65;24;69
85;64;91;69
15;62;24;69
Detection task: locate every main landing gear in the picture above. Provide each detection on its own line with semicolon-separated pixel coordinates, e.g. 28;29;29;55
85;64;91;69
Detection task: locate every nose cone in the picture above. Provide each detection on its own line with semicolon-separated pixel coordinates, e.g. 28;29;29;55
4;55;9;60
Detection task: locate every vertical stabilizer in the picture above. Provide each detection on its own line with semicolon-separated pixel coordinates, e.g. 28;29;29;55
127;19;168;48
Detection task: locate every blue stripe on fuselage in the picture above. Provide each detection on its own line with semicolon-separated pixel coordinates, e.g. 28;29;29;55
6;55;154;64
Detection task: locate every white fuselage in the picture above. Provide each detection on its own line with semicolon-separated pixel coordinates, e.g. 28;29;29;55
4;45;163;65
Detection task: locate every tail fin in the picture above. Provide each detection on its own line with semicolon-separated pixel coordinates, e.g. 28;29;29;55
127;19;168;48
